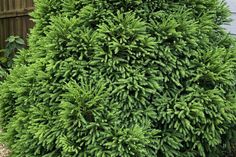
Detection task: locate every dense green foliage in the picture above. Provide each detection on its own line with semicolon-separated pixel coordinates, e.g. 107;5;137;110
1;0;236;156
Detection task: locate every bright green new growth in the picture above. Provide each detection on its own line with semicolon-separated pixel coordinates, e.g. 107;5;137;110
1;0;236;156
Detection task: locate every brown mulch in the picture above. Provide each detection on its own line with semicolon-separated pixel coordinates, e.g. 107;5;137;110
0;129;10;157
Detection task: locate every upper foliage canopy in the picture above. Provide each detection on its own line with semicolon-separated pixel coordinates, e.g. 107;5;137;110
0;0;236;156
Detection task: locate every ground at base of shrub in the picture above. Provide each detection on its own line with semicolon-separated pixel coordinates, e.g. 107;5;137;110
0;144;10;157
0;129;10;157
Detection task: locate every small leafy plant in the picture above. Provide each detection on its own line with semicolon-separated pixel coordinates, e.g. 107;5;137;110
0;36;25;81
0;36;25;68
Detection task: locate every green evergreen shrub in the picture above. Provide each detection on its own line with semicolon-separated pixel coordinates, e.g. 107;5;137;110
0;0;236;156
